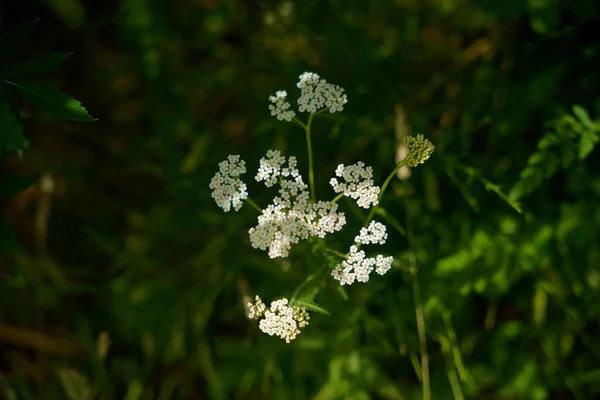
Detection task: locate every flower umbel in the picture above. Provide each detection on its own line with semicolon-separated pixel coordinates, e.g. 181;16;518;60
297;72;348;114
248;296;310;343
331;220;393;285
331;245;393;285
247;295;266;319
250;150;346;258
403;134;435;167
268;90;296;122
355;221;388;245
330;161;380;208
209;155;248;212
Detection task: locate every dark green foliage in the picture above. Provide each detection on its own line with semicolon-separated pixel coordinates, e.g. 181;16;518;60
510;106;600;201
0;21;94;156
1;1;600;400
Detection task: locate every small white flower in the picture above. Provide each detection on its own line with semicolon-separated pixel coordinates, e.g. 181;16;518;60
332;245;393;285
269;90;296;122
330;161;380;209
251;297;310;343
297;72;347;114
375;254;393;275
248;295;266;319
250;150;346;258
209;154;248;212
355;221;388;245
332;220;393;285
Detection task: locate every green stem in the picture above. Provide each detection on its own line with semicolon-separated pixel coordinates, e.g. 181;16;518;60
364;160;406;227
306;113;316;202
406;205;430;400
323;247;347;258
331;193;345;203
246;197;262;213
293;117;308;130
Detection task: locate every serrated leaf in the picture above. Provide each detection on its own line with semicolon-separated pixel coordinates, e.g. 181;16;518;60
0;221;20;253
0;85;29;153
0;175;36;198
294;300;330;315
0;19;38;65
12;82;95;121
0;53;73;81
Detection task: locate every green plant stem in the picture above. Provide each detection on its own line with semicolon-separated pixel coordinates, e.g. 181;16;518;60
364;160;406;227
246;197;262;213
406;205;430;400
411;257;430;400
331;193;345;203
323;247;347;258
293;117;307;130
306;113;316;201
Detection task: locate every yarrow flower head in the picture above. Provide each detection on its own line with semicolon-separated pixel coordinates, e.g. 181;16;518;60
209;155;248;212
247;295;266;319
355;221;388;245
247;296;310;343
297;72;348;114
250;150;346;258
332;220;393;285
330;161;380;208
268;72;348;122
269;90;296;122
332;245;394;285
403;134;435;167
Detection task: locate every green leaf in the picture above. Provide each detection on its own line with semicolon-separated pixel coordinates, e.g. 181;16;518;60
0;53;73;81
0;85;29;153
0;19;38;65
294;300;330;315
11;82;95;121
579;129;599;160
0;175;36;198
572;105;594;130
0;221;20;253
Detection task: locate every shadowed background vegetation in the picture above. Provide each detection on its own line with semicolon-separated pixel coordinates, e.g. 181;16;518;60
1;0;600;399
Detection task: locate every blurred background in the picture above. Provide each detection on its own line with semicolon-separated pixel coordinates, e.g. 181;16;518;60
1;0;600;399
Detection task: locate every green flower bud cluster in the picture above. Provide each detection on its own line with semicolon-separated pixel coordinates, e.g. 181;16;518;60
403;134;435;167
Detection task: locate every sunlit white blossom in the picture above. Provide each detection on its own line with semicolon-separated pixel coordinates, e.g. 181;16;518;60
209;155;248;212
247;295;266;319
355;221;388;245
248;296;310;343
269;90;296;122
297;72;347;114
374;254;393;275
332;245;394;285
250;150;346;258
330;161;380;208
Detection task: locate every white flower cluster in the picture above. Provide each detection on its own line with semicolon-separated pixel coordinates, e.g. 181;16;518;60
268;90;295;122
330;162;380;208
247;296;310;343
332;220;393;285
209;155;248;212
297;72;348;114
268;72;348;121
355;221;388;245
250;150;346;258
